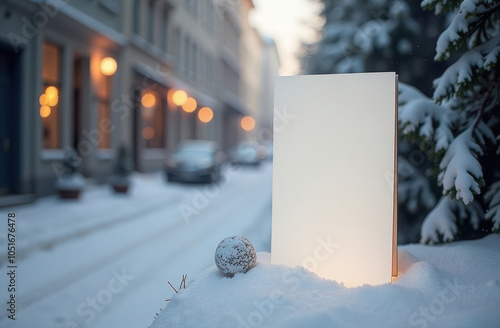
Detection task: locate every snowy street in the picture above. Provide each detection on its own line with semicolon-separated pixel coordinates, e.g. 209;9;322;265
0;163;273;328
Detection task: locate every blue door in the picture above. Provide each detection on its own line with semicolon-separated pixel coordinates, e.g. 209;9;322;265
0;44;20;196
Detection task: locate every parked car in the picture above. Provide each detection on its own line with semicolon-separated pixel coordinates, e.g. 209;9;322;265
231;141;263;166
165;140;225;183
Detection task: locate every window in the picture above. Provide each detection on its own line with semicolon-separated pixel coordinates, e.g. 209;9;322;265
185;0;197;17
141;89;164;148
199;49;205;85
191;0;198;17
183;35;190;77
99;0;120;14
207;1;214;32
147;0;155;44
208;56;215;90
205;53;211;88
133;0;140;35
161;7;168;52
191;42;197;81
41;42;61;149
200;0;206;25
174;28;181;71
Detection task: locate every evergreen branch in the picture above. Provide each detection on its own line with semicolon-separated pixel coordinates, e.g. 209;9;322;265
438;127;483;205
471;87;491;131
421;196;483;244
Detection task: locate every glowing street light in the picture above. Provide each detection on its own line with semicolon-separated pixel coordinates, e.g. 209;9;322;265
47;95;58;107
40;105;51;118
198;107;213;123
45;86;59;106
100;57;117;76
141;92;156;108
45;86;58;97
241;116;255;131
172;90;188;106
182;97;197;113
39;94;48;106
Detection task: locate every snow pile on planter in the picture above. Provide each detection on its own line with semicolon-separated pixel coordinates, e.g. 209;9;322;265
149;235;500;328
55;174;85;190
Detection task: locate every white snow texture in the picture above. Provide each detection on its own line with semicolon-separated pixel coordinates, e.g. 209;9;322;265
149;235;500;328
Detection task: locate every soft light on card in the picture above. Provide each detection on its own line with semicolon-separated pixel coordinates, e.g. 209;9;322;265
271;73;398;287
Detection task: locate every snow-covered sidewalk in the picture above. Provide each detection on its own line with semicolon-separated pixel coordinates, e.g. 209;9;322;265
0;163;273;328
151;235;500;328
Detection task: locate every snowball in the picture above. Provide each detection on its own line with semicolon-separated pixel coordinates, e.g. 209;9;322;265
214;236;257;277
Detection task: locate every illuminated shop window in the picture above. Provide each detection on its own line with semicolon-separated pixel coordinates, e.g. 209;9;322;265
141;89;164;148
41;42;61;149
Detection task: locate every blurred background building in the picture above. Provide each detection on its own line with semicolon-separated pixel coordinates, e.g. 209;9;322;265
0;0;280;202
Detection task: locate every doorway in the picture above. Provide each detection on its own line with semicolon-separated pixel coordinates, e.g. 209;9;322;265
0;43;20;196
72;55;83;151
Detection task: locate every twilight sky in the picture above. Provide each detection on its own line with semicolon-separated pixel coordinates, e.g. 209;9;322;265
250;0;323;75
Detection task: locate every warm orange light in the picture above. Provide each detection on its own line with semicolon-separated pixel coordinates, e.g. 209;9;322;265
142;127;155;140
100;57;117;76
198;107;214;123
182;97;197;113
141;92;156;108
48;95;58;107
39;94;48;106
241;116;256;131
45;86;58;97
172;90;188;106
45;86;58;106
40;105;51;118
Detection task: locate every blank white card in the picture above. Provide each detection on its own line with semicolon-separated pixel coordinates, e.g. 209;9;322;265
271;73;398;287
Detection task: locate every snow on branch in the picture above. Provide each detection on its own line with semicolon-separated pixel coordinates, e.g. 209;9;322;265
421;0;455;15
422;0;494;30
484;43;500;70
438;127;483;205
485;181;500;232
434;7;475;60
399;83;485;205
433;35;500;102
420;196;483;244
459;0;486;16
398;83;455;151
433;48;483;100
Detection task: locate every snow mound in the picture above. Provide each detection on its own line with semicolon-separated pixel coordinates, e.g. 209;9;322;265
149;235;500;328
395;261;450;294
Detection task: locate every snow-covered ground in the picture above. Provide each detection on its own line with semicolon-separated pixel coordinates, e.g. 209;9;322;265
2;160;500;328
0;163;273;328
151;235;500;328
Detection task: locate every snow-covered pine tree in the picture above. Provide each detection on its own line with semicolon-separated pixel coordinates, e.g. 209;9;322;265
302;0;447;242
302;0;446;93
399;0;500;243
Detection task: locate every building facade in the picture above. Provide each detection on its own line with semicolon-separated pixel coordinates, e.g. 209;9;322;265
0;0;279;203
259;36;280;142
239;0;261;140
